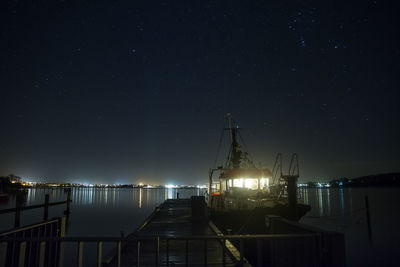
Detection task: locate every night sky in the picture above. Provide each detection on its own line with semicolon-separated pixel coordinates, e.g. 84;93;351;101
1;0;399;184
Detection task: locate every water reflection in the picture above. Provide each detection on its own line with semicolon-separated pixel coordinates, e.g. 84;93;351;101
318;188;324;216
299;188;343;217
327;188;331;215
298;187;364;219
168;188;174;199
48;187;206;208
139;188;142;209
339;188;344;214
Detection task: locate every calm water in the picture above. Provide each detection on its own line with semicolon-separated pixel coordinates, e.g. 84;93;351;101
1;187;399;266
299;187;400;267
0;187;205;236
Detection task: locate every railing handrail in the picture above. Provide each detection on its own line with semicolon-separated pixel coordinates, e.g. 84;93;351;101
0;233;321;242
0;218;61;236
0;228;345;267
0;200;70;214
1;191;72;227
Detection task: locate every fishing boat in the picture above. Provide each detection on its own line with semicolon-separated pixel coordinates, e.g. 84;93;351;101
208;114;311;234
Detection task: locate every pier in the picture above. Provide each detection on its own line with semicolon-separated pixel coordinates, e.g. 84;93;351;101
104;198;240;266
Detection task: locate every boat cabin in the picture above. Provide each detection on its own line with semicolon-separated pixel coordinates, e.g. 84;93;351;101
214;168;273;193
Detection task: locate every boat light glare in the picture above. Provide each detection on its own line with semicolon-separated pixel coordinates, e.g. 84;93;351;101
165;184;175;188
233;178;244;187
244;178;259;190
244;178;253;189
261;177;270;188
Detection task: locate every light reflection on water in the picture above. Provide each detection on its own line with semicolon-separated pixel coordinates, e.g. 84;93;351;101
298;187;356;218
299;187;400;266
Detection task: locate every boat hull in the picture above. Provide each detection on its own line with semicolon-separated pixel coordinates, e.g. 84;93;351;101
210;204;311;234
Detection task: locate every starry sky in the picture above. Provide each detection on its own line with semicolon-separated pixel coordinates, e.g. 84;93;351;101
1;0;399;184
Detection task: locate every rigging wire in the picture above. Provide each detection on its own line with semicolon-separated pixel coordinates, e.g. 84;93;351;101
225;149;232;169
233;118;256;166
213;123;226;169
213;115;258;169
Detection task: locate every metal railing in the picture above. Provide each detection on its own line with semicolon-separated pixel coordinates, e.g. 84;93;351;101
0;190;71;227
0;217;66;267
0;233;330;267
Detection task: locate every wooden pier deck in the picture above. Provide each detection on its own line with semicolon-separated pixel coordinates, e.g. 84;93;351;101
106;199;239;267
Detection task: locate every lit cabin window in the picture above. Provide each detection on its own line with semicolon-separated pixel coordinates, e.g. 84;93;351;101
244;178;259;190
233;178;259;190
233;178;244;187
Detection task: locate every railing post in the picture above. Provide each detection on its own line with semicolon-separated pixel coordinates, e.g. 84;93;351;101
39;241;46;267
18;241;27;267
315;233;323;266
77;241;84;267
365;196;372;242
166;239;169;267
222;238;225;267
58;241;64;267
204;239;207;266
59;217;66;237
155;237;159;267
97;241;103;267
185;239;188;266
257;239;262;267
269;239;274;266
15;194;22;227
0;242;8;267
44;194;49;220
65;189;71;216
117;241;121;267
136;240;140;267
239;239;244;266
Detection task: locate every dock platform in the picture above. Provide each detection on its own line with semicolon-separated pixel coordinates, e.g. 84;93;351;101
105;198;240;266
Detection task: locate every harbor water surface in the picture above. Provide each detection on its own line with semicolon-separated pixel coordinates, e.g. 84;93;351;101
1;187;399;266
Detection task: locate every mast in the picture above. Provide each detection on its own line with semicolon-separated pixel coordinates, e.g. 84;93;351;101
226;113;241;169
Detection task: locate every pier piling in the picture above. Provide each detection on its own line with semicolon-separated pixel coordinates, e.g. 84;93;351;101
64;189;71;216
365;196;372;242
43;194;49;220
14;194;22;227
